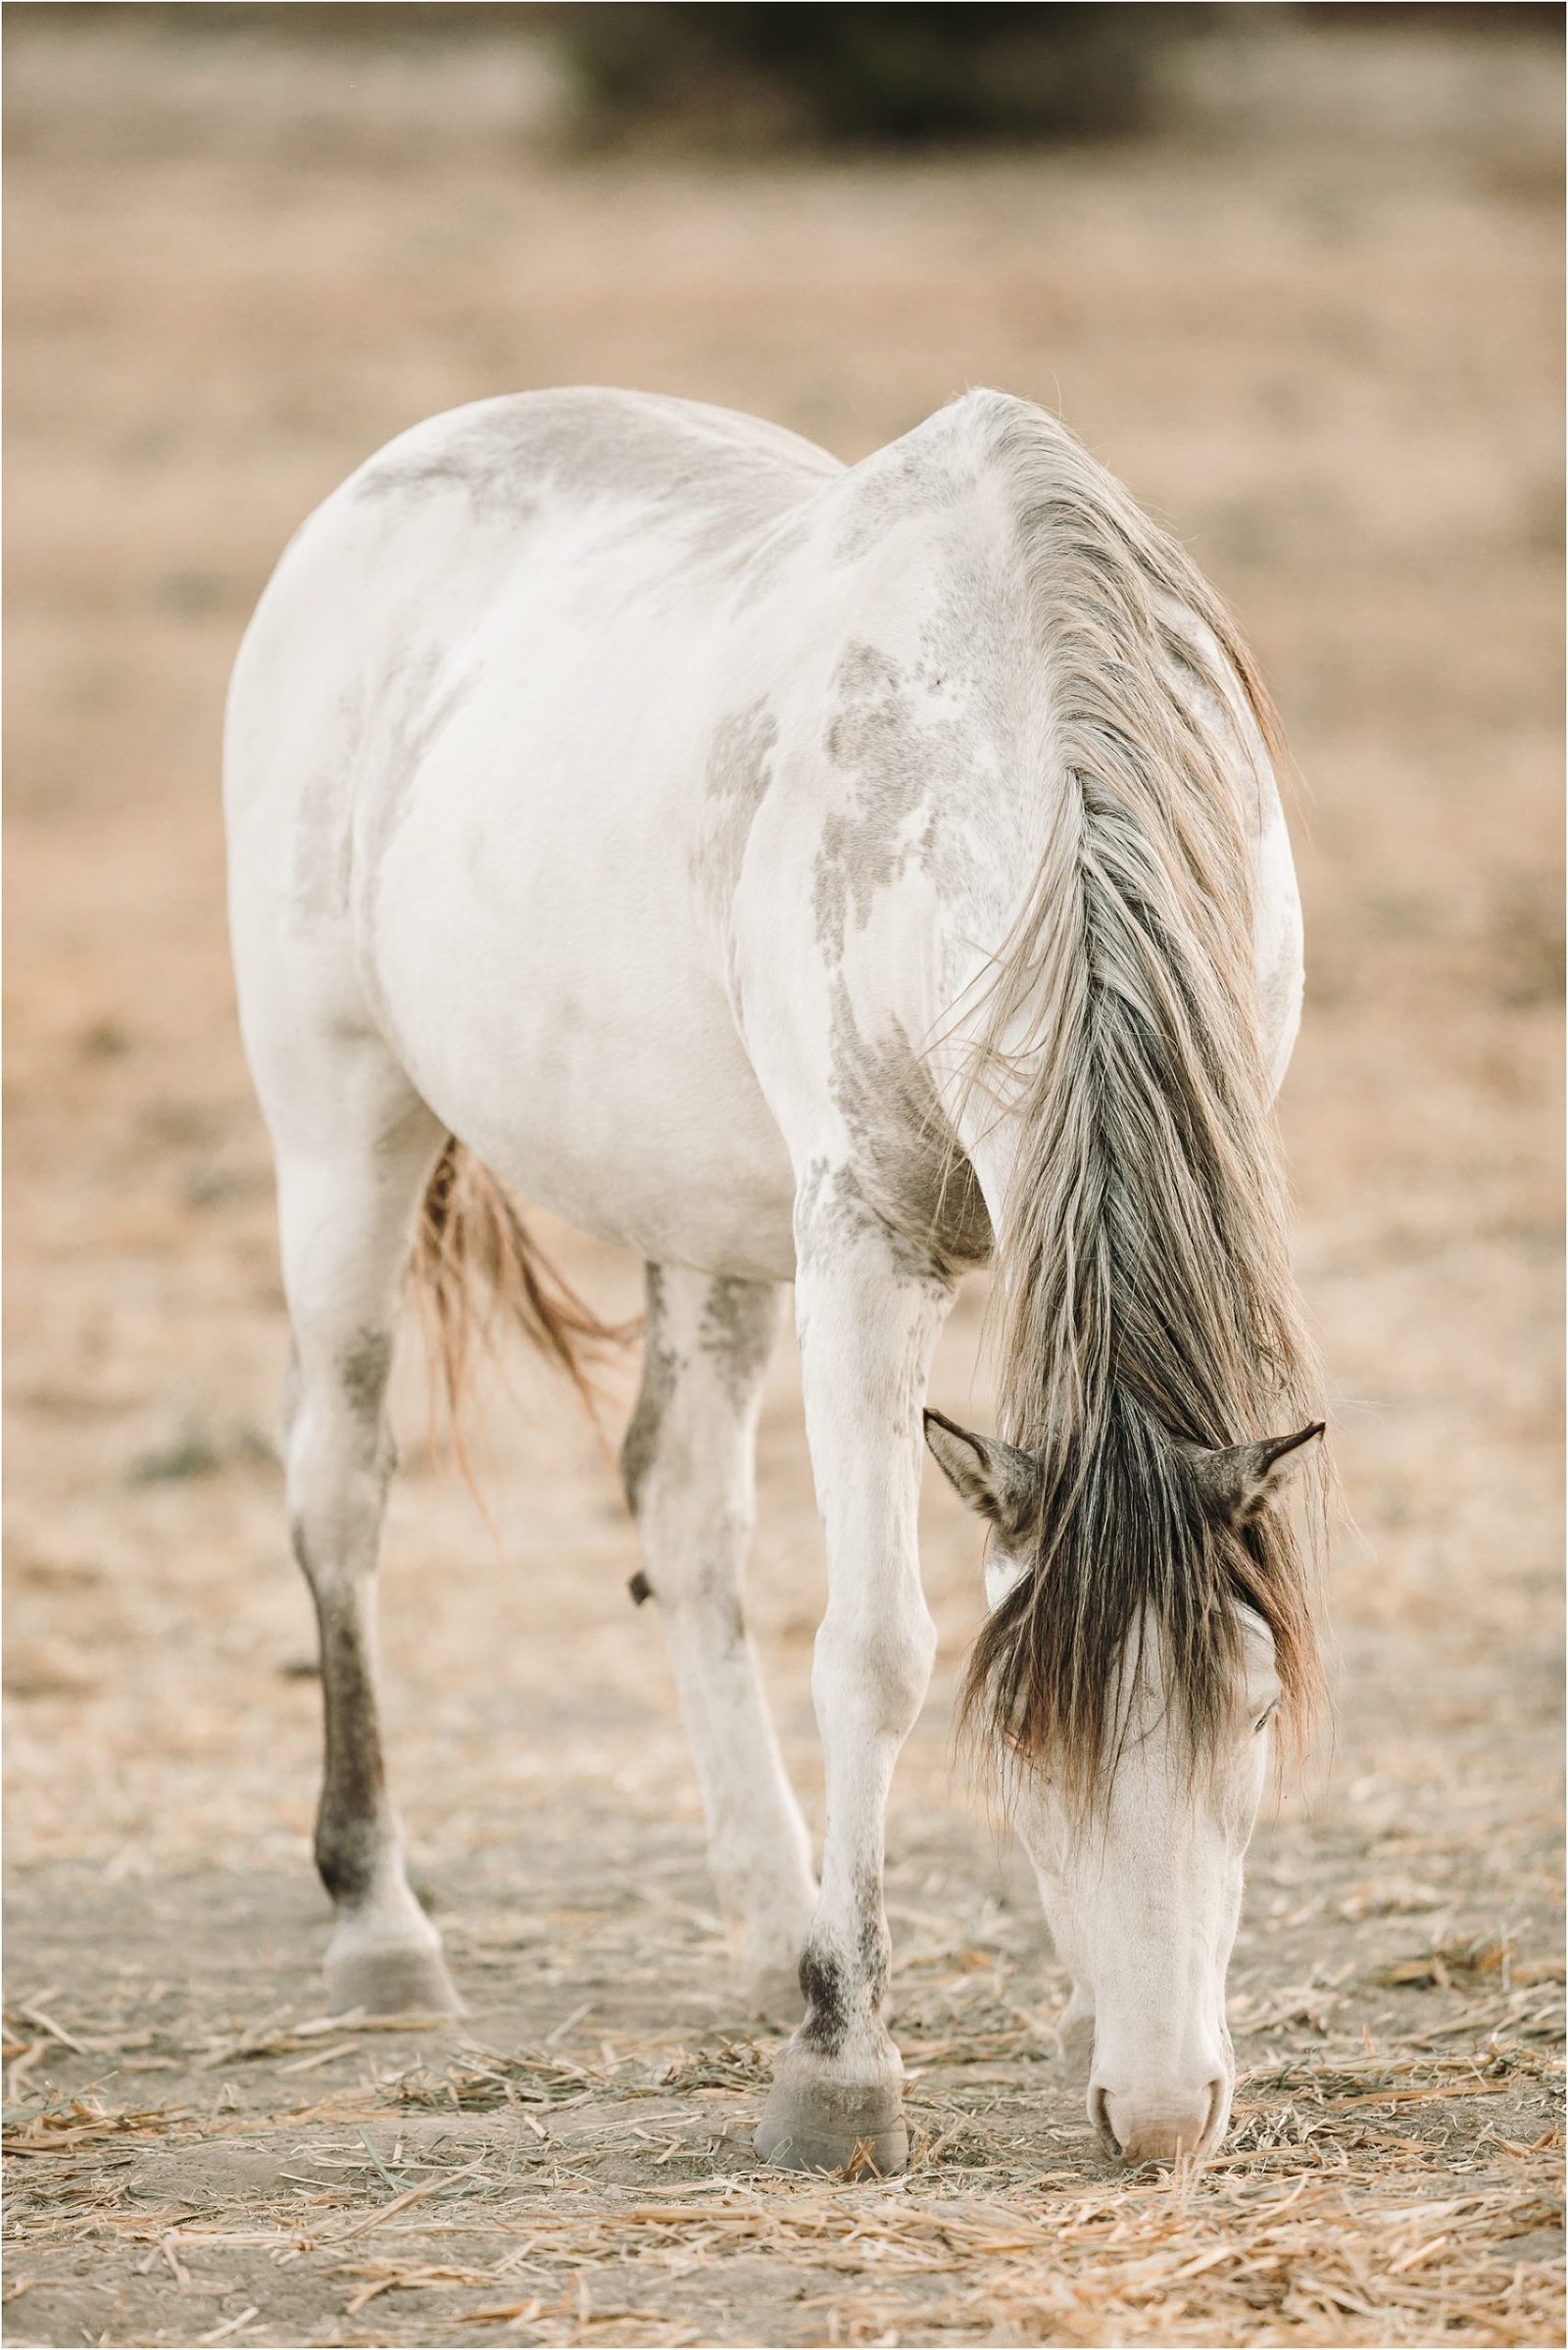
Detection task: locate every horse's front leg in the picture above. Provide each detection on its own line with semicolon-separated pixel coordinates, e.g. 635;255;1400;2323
755;1180;954;2175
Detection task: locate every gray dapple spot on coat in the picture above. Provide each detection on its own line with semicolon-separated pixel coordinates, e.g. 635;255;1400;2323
696;702;779;914
796;1155;956;1299
349;651;475;1014
827;983;992;1279
830;405;979;565
354;449;541;529
813;644;973;962
368;656;474;869
695;1545;748;1655
683;485;828;585
696;1277;776;1404
712;502;822;608
289;693;361;936
338;1329;393;1423
907;550;1045;928
355;389;835;543
619;1265;683;1514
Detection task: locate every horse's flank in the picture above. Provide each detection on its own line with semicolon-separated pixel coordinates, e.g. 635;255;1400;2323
950;395;1326;1793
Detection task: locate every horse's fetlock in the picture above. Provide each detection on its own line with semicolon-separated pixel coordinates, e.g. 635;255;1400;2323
798;1934;891;2053
315;1817;378;1908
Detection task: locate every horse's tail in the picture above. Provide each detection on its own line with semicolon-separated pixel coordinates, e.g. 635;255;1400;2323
411;1138;635;1446
955;392;1327;1796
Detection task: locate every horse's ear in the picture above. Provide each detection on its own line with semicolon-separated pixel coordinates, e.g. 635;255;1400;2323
1193;1421;1324;1528
923;1408;1043;1541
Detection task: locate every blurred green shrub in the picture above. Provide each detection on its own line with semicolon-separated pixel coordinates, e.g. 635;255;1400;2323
548;2;1215;145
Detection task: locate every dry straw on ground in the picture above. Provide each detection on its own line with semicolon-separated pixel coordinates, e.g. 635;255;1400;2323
4;8;1562;2346
4;1925;1562;2344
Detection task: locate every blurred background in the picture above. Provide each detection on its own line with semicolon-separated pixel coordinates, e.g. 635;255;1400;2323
3;6;1562;2343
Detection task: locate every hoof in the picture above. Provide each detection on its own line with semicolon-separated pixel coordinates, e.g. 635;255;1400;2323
745;1961;806;2031
754;2074;908;2177
325;1939;462;2018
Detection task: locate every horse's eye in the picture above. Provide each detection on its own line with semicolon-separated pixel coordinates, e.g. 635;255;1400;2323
1252;1702;1279;1736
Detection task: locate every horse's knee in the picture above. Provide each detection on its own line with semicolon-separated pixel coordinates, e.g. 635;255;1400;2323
288;1459;389;1596
812;1599;936;1742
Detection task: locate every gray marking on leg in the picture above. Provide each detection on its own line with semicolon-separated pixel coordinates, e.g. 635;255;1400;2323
619;1265;680;1514
799;1861;890;2056
291;1522;388;1911
798;1941;849;2055
696;1277;776;1406
338;1328;393;1422
696;1550;747;1654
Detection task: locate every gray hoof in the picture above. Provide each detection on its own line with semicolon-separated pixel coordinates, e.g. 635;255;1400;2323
754;2077;908;2177
325;1941;462;2017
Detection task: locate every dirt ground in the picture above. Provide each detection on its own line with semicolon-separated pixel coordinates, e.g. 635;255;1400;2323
3;15;1563;2348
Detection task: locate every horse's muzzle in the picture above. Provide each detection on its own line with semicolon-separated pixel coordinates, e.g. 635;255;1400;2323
1090;2075;1226;2167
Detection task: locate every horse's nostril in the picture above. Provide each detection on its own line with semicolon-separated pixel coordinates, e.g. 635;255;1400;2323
1088;2083;1120;2158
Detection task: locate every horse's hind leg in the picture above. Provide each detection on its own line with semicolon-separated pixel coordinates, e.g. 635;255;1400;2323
622;1265;817;2022
270;1052;459;2014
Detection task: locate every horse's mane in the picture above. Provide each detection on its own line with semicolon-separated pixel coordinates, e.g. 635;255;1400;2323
955;393;1327;1797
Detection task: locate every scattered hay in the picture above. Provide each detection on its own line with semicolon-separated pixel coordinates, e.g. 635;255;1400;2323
3;2092;194;2159
392;2035;771;2114
6;2012;1557;2344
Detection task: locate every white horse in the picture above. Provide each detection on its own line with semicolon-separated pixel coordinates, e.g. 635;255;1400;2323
225;385;1327;2176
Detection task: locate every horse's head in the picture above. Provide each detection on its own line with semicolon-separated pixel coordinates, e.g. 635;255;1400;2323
925;1407;1323;2168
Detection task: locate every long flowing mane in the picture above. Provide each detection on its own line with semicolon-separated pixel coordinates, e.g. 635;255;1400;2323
956;395;1327;1794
